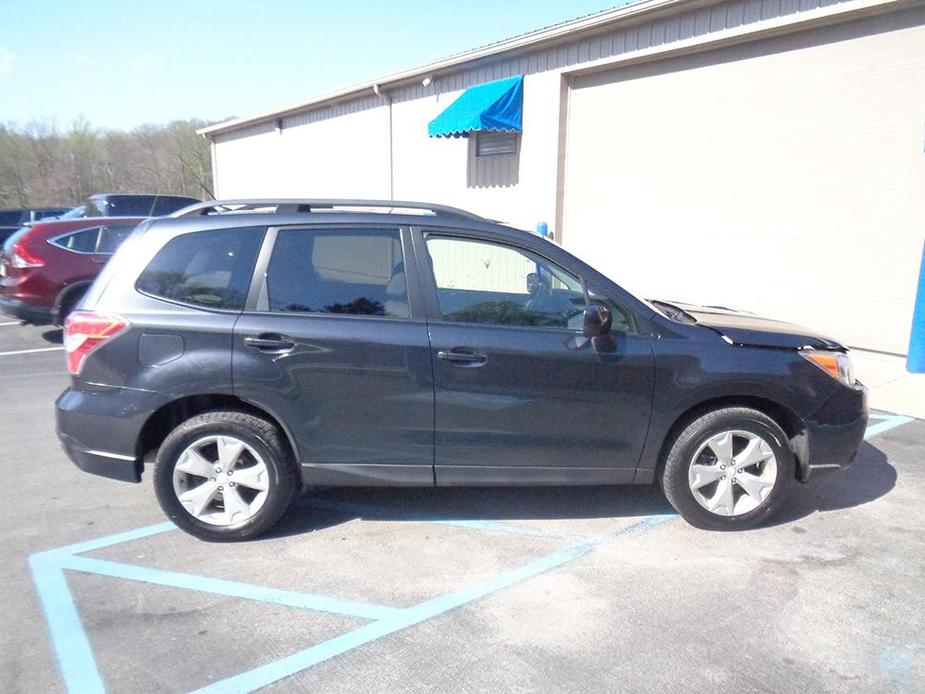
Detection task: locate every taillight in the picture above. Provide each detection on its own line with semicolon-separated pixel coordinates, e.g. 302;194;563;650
10;241;45;269
64;311;129;375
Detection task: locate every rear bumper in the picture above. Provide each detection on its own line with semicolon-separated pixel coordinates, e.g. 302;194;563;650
796;381;868;482
0;295;53;324
56;385;166;483
58;431;142;482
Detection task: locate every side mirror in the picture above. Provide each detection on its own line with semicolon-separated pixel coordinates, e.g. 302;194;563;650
582;302;612;338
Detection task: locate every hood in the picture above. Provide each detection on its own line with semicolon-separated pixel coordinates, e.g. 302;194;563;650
660;301;844;350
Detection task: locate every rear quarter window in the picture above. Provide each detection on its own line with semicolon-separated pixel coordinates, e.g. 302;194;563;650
136;227;264;310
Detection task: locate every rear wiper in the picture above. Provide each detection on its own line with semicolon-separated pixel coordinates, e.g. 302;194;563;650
650;300;697;324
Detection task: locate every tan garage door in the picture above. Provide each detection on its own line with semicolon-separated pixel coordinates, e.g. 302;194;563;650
561;9;925;354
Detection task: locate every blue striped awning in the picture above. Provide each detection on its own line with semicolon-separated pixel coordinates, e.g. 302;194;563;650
428;76;523;138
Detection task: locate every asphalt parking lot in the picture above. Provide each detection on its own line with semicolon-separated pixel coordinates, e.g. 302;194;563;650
2;322;923;694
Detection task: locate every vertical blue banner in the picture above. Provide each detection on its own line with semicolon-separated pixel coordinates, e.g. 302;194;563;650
908;240;925;373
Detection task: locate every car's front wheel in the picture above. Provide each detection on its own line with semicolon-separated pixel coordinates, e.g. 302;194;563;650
153;411;299;542
661;407;794;530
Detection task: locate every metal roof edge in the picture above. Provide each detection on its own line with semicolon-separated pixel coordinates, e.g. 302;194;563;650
197;0;685;138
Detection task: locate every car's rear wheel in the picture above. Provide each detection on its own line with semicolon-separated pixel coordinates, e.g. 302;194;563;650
661;407;794;530
153;411;299;542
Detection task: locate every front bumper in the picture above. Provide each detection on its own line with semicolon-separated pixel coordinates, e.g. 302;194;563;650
796;381;868;482
56;385;167;483
0;295;53;325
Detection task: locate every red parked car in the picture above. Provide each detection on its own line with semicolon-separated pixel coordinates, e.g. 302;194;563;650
0;217;145;325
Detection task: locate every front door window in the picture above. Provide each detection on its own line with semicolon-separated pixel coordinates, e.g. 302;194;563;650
425;236;586;329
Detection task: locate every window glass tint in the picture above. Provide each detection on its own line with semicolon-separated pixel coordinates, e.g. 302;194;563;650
92;195;153;216
152;196;198;216
96;224;136;254
266;228;408;318
53;227;100;253
34;208;70;220
426;236;586;328
0;211;23;226
136;227;264;310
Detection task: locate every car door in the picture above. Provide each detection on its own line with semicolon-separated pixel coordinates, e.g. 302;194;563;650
232;225;435;485
415;230;655;485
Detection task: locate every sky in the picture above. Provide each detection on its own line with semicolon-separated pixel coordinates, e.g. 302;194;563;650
0;0;618;131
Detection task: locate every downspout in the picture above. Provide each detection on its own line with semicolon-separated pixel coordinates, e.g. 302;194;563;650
373;83;394;200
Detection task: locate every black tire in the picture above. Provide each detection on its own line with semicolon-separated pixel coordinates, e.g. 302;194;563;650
153;411;299;542
661;407;794;531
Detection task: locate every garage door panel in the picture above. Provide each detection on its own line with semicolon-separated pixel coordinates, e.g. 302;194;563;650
563;11;925;352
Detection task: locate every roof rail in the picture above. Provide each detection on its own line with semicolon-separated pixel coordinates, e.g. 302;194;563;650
171;199;488;222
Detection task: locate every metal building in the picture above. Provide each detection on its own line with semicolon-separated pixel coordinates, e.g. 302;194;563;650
199;0;925;355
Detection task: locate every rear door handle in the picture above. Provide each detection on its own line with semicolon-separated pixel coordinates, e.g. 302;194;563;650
437;349;487;367
243;334;295;353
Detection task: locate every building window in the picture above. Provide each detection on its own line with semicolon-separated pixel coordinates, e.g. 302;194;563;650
476;131;517;157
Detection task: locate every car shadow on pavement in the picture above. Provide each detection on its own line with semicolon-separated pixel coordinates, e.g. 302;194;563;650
271;483;676;539
268;441;895;539
769;441;894;526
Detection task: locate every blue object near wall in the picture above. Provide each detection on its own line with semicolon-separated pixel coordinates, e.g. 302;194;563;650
908;240;925;373
428;76;523;138
536;221;548;237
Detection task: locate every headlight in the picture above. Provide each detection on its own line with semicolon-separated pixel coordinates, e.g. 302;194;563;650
799;350;855;386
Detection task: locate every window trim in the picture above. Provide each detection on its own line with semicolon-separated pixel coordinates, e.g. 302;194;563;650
413;228;638;335
242;224;424;322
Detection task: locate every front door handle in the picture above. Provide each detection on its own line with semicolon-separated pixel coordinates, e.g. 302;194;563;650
437;349;487;367
243;334;295;354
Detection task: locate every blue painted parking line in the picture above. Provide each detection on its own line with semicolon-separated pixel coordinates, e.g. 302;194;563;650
29;553;106;694
62;555;400;620
192;540;599;694
31;509;673;693
865;411;915;440
30;411;913;692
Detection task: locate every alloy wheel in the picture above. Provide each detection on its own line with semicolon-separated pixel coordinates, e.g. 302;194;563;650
687;430;778;517
172;435;270;526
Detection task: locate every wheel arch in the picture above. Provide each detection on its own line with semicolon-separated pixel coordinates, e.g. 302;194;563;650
652;395;807;483
137;393;300;470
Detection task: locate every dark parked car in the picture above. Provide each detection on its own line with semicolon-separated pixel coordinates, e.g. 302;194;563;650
57;194;201;220
0;207;72;244
56;200;867;541
0;216;145;324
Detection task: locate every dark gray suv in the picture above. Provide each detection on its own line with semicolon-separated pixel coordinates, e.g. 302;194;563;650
56;200;867;541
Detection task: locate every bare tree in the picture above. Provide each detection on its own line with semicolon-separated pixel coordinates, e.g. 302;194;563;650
0;118;216;208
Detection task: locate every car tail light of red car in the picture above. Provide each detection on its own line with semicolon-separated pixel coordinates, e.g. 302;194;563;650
64;311;129;375
10;241;45;269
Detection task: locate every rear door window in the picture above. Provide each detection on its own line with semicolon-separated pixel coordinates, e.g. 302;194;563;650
136;227;264;310
265;228;408;318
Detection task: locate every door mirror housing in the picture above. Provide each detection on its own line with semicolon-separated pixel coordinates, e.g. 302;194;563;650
582;302;612;338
